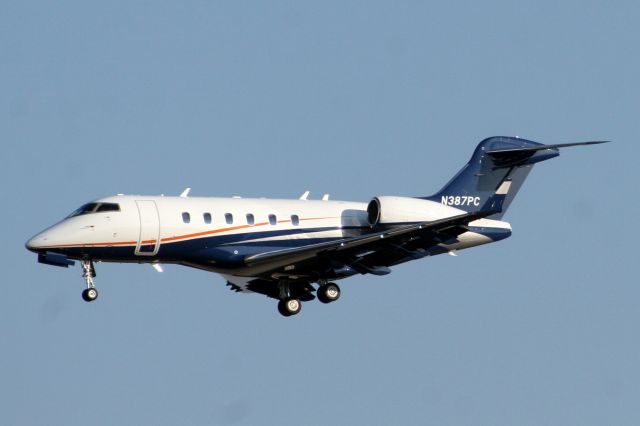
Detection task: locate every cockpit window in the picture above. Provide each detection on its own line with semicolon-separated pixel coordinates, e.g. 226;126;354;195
67;203;98;218
96;203;120;212
67;202;120;218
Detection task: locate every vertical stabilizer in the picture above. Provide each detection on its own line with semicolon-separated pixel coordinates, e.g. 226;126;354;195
423;136;607;218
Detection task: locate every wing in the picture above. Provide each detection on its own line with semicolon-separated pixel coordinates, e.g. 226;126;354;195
243;211;489;279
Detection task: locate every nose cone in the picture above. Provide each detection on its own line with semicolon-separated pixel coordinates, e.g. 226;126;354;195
26;219;96;253
26;224;63;253
25;232;48;253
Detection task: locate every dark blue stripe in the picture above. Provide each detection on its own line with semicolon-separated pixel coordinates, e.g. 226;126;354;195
162;225;365;246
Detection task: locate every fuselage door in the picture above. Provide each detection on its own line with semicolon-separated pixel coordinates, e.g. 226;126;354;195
135;200;161;256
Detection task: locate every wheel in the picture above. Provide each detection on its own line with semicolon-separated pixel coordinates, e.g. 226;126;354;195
82;288;98;302
317;283;340;304
277;298;301;317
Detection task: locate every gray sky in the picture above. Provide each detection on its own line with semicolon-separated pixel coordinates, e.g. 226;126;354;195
2;1;638;425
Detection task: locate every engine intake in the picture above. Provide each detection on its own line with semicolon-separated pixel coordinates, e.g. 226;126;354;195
367;198;381;226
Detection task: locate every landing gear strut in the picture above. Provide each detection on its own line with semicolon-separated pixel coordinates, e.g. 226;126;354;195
81;260;98;302
277;281;301;317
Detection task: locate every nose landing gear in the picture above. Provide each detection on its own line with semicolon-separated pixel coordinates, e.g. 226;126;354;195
82;287;98;302
81;260;98;302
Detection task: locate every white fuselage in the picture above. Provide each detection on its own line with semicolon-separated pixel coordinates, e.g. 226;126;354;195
26;194;511;279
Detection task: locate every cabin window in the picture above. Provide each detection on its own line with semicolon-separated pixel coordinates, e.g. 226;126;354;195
291;215;299;226
203;213;212;224
246;214;255;225
225;213;233;224
269;214;277;225
182;212;191;224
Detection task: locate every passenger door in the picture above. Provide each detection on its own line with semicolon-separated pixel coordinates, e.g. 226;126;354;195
135;200;161;256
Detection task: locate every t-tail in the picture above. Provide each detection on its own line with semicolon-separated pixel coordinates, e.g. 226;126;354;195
423;136;608;218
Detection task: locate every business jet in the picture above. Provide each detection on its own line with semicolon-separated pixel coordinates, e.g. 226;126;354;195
26;136;605;317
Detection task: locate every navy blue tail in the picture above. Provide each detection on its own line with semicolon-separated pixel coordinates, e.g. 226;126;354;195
424;136;564;219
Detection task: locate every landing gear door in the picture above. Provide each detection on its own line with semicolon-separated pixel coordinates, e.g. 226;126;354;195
135;200;161;256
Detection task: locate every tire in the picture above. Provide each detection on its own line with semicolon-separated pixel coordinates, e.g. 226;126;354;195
277;298;301;316
277;300;291;317
317;283;340;304
317;291;329;304
82;288;98;302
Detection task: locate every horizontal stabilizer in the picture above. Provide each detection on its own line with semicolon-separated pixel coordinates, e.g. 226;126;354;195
487;140;609;155
484;140;609;168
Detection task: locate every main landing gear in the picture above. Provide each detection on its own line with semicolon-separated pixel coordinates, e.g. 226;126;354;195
276;281;301;317
81;260;98;302
317;282;341;304
276;281;341;317
278;298;302;317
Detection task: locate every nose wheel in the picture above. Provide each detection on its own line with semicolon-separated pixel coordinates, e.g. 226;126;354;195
82;287;98;302
81;260;98;302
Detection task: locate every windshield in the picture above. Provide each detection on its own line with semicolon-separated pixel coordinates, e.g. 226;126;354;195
67;202;120;218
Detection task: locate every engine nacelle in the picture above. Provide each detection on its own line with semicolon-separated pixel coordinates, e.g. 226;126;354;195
367;196;465;226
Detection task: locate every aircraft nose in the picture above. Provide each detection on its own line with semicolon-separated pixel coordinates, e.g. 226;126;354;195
25;234;45;252
25;228;56;253
26;220;86;253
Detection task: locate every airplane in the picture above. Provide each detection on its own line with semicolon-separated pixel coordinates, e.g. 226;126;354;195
25;136;606;317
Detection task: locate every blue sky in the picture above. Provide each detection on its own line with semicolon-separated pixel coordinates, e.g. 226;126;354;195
2;1;638;425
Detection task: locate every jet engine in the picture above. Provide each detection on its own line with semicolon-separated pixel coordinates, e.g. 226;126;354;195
366;196;464;227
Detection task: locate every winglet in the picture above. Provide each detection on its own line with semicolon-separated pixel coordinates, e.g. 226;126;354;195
299;191;310;200
180;187;191;198
322;194;330;201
